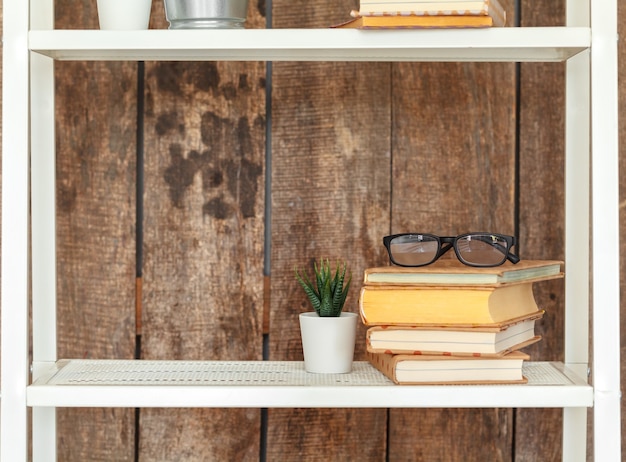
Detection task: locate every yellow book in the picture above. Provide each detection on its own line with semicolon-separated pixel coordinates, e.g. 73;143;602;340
359;282;540;326
334;13;499;28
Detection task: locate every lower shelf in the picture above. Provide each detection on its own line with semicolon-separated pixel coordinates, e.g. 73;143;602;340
27;359;593;409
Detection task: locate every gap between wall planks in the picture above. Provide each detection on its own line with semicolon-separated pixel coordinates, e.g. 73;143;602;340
619;6;626;456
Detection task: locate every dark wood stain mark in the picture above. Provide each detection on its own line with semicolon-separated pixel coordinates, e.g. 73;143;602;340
154;62;183;94
257;0;266;17
203;195;234;219
191;62;220;92
155;112;185;137
225;156;263;218
163;144;197;208
202;166;224;188
238;74;250;90
154;62;221;94
221;82;238;100
162;113;262;217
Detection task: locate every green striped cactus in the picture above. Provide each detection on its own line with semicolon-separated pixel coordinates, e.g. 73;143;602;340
295;259;352;317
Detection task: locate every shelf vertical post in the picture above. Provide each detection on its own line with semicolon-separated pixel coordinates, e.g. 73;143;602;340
30;0;58;459
0;0;31;460
563;0;590;460
590;0;622;459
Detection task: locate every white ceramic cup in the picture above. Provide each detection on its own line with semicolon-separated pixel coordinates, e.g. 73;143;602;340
97;0;152;30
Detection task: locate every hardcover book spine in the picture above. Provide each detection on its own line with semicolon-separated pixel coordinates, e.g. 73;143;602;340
358;0;506;27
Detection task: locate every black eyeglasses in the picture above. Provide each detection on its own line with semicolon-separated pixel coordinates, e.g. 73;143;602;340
383;232;520;268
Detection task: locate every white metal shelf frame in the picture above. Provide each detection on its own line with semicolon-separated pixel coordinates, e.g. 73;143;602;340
0;0;620;461
589;1;622;460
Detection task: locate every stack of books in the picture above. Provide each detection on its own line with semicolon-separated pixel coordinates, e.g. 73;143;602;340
334;0;506;29
359;259;563;384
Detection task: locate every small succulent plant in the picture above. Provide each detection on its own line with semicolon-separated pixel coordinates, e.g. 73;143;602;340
295;259;352;317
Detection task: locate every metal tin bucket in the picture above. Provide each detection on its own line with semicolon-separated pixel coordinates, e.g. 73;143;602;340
164;0;249;29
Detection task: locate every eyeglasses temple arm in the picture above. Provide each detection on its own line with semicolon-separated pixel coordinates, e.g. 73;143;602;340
507;252;521;264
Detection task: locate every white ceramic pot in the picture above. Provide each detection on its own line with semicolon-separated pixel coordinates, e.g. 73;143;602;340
299;312;358;374
97;0;152;30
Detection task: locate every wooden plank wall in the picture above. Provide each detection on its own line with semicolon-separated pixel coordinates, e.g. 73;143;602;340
0;0;623;460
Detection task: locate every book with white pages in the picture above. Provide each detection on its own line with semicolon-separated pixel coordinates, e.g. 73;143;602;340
366;311;543;356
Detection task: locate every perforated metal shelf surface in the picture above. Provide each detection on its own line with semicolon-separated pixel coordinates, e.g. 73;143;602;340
46;360;393;386
26;360;593;409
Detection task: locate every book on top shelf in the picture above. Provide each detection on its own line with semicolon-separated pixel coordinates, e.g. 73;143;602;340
363;259;563;286
357;0;506;24
366;310;543;356
359;281;542;326
366;350;529;384
333;12;503;29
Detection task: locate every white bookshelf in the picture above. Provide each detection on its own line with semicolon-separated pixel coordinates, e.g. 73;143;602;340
1;0;621;460
27;28;589;62
27;360;591;408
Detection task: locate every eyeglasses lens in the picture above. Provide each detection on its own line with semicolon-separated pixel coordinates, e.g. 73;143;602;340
389;235;438;266
456;234;508;266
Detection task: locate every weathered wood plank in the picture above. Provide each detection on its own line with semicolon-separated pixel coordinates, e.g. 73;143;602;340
138;1;266;460
55;2;136;460
619;3;626;458
516;1;569;459
387;0;517;452
268;1;389;459
268;60;391;459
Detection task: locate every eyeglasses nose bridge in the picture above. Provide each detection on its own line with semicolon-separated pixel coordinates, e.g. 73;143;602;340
437;241;454;259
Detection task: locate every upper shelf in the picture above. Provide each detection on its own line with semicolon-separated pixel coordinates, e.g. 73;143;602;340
29;27;590;62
